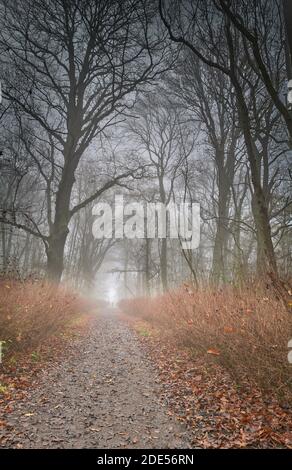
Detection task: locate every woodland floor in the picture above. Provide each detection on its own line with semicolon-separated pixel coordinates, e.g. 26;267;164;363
0;309;191;449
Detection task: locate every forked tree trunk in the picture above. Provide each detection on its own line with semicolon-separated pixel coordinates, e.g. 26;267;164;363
228;60;278;277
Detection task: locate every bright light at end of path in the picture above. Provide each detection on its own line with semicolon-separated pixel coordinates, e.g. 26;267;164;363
108;288;116;305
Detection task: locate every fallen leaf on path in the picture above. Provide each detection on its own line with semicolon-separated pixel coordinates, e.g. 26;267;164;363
207;348;220;356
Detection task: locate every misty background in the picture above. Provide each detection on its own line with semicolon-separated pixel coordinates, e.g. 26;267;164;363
0;0;291;301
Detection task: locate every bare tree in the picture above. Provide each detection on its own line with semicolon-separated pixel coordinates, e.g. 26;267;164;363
169;54;242;283
0;0;166;282
159;0;291;277
128;91;195;290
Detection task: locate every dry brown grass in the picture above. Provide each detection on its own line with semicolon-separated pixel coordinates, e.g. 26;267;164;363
119;282;292;398
0;279;89;358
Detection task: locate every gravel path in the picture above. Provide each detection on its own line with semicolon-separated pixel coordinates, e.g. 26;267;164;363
1;310;190;449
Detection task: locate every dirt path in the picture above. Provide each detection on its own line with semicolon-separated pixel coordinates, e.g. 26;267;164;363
1;310;190;449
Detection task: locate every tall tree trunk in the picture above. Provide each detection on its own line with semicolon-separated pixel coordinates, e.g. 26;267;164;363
251;189;276;275
22;233;31;275
158;174;168;291
46;231;69;282
231;185;247;283
211;186;229;284
226;37;278;276
144;237;151;296
46;159;77;282
211;146;233;284
211;220;228;283
160;237;168;291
